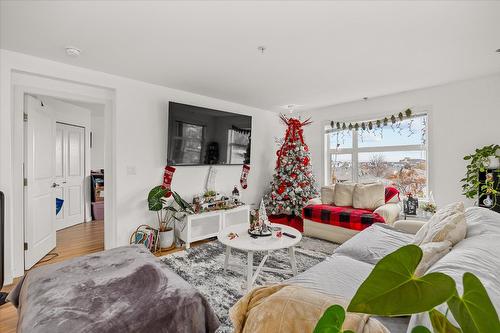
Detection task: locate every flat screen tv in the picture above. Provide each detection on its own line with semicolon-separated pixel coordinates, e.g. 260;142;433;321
167;102;252;166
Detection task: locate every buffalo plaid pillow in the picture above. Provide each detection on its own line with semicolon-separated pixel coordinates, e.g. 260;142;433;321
302;204;385;231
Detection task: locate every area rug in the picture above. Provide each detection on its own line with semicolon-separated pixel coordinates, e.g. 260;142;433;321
160;236;338;332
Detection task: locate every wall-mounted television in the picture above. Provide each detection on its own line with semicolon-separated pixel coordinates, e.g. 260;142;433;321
167;102;252;166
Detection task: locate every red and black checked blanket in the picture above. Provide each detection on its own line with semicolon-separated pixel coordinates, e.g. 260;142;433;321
302;204;385;231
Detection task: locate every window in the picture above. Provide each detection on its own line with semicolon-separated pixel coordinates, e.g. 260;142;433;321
227;129;251;164
325;114;428;198
171;121;204;164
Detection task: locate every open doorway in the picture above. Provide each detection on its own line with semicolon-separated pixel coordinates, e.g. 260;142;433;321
23;94;105;269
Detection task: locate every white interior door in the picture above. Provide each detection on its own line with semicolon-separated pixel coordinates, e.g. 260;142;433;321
55;123;85;230
24;95;56;269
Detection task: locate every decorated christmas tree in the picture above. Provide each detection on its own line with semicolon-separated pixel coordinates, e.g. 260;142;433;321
265;115;318;216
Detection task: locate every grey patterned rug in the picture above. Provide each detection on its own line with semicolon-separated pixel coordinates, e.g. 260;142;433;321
160;236;338;332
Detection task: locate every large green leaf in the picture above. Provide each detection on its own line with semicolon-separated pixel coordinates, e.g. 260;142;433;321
429;309;461;333
148;185;168;211
447;272;500;333
411;326;432;333
314;305;345;333
347;245;456;316
313;305;354;333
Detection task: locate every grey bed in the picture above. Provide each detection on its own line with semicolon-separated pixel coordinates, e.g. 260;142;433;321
8;245;220;333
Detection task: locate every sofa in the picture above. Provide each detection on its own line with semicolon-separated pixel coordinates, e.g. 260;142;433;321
287;206;500;332
303;183;401;244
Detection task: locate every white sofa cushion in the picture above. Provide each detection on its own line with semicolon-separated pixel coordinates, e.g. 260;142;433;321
408;207;500;331
414;241;452;276
320;185;335;204
413;202;466;246
333;182;356;207
353;183;385;210
335;224;413;265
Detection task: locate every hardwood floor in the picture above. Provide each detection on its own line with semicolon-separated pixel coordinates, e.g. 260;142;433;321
0;220;208;332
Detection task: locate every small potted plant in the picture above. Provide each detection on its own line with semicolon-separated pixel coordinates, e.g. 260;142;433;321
420;202;437;218
148;186;193;248
203;190;217;203
461;144;500;205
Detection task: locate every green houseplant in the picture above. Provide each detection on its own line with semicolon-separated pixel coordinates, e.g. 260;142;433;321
461;144;500;206
147;186;193;248
314;245;500;333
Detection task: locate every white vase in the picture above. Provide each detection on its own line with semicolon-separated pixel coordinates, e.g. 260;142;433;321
159;228;174;248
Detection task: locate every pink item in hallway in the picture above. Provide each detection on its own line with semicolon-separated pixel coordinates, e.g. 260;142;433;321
92;201;104;220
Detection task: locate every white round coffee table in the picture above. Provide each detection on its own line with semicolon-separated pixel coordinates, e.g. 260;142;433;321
217;223;302;291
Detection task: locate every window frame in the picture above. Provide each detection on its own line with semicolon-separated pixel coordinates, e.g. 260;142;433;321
324;113;429;198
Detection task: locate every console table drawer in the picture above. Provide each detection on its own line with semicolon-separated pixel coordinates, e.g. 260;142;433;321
190;214;220;239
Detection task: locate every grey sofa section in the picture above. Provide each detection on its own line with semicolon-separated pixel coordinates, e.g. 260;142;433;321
288;207;500;333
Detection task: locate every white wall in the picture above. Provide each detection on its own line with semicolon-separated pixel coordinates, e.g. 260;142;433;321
300;73;500;207
91;114;105;171
0;49;279;283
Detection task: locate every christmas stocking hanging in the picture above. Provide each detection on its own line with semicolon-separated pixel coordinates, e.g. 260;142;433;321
162;166;176;197
240;164;250;189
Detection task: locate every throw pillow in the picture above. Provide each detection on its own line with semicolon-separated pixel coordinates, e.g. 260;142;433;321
333;182;356;207
414;241;452;276
413;202;466;246
320;185;335;204
353;183;385;210
385;186;400;203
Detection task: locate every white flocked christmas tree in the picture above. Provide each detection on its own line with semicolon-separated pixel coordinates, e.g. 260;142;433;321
265;115;318;216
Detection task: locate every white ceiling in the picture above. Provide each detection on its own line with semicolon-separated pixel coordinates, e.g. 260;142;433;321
1;1;500;111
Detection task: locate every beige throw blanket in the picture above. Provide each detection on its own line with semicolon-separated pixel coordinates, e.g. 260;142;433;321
230;285;389;333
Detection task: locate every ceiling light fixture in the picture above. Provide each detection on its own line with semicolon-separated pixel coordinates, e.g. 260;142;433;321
65;46;81;57
257;46;266;54
282;104;302;114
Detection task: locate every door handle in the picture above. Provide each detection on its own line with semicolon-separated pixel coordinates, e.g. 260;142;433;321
51;183;60;188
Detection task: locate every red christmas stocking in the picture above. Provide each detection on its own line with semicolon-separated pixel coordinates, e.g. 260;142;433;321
240;164;250;189
162;166;176;197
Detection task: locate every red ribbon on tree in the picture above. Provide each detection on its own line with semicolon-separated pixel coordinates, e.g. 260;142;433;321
275;115;312;169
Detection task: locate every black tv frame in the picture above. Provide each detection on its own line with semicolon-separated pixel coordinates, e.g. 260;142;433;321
167;102;252;166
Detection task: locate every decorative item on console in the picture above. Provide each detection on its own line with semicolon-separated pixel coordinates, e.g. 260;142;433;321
420;191;437;218
231;185;241;203
403;192;418;216
192;189;244;213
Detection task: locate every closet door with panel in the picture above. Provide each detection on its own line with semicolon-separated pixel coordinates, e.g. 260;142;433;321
55;123;85;230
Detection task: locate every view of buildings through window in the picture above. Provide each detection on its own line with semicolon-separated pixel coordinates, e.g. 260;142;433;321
325;114;428;198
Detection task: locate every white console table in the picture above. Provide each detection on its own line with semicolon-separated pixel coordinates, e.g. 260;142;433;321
175;205;250;249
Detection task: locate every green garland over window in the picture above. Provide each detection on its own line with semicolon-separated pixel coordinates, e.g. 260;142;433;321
330;108;412;132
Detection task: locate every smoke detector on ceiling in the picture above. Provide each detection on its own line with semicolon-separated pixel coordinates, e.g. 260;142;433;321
65;46;81;57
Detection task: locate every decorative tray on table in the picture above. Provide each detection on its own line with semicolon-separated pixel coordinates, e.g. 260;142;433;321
247;228;272;237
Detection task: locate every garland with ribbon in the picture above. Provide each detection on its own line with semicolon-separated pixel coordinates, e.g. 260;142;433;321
330;108;413;132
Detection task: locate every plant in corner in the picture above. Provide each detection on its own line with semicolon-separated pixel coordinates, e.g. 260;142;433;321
148;186;193;249
461;144;500;207
314;245;500;333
